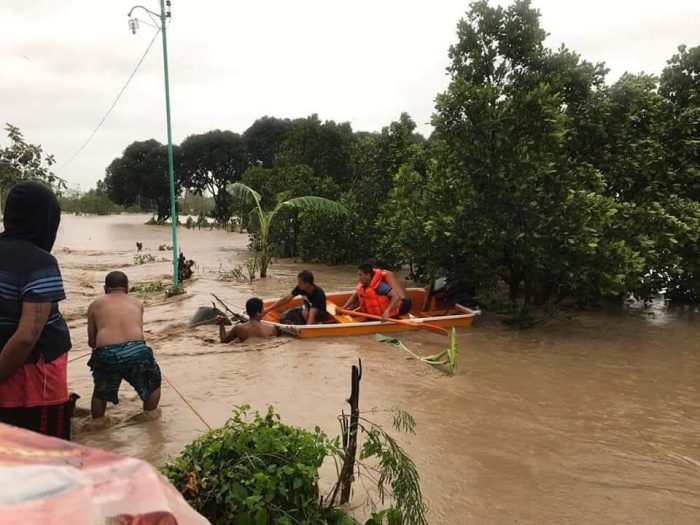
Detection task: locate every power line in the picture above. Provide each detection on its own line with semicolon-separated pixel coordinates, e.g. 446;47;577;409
55;28;161;173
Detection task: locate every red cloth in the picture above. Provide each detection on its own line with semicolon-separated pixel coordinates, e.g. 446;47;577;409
0;353;68;408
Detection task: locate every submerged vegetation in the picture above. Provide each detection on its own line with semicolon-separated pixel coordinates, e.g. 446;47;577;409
133;253;156;265
129;281;166;295
375;329;459;376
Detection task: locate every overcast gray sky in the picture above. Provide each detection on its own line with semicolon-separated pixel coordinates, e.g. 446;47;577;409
1;0;698;190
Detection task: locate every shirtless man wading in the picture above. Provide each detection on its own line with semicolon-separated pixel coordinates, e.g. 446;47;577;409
87;271;162;419
217;297;277;343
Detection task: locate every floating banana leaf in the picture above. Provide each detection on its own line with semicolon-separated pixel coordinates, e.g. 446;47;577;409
374;329;458;375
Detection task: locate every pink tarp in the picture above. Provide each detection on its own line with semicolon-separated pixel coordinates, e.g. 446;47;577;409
0;423;209;525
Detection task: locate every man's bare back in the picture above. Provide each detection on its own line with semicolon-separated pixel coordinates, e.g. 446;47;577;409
234;320;277;342
217;297;278;343
87;271;161;420
88;292;145;348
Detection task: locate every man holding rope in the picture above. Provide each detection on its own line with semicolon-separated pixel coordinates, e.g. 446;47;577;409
87;271;161;419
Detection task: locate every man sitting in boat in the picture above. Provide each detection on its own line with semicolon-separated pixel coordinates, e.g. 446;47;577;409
343;264;412;320
216;297;278;342
263;270;329;325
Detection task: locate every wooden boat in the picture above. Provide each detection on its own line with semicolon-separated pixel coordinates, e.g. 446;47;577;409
261;288;478;338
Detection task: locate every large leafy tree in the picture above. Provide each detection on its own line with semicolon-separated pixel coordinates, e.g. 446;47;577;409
296;113;428;265
657;45;700;302
275;115;355;188
179;130;249;222
0;124;64;199
352;113;426;259
235;115;355;263
103;139;181;222
243;116;294;168
413;0;638;308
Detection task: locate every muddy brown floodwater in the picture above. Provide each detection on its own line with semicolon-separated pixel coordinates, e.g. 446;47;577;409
50;214;700;524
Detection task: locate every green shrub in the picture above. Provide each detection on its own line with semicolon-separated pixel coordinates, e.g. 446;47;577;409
162;406;339;525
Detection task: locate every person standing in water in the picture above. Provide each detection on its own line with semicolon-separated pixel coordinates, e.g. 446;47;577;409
216;297;278;342
0;182;72;439
87;271;161;419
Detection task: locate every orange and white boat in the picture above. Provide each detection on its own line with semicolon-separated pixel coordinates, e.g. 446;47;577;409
261;288;478;338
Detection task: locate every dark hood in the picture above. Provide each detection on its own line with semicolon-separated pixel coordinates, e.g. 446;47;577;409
1;181;61;252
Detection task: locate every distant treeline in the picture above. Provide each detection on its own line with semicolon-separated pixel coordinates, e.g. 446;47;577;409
58;188;214;217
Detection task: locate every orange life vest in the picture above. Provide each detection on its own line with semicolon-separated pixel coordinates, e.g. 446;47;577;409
356;269;398;317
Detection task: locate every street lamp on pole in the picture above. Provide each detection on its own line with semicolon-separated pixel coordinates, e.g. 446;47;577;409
128;0;180;292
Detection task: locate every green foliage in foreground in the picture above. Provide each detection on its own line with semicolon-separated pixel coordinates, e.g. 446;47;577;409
163;406;335;524
162;405;427;525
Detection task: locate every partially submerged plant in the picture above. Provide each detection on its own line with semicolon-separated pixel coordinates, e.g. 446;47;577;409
245;257;257;282
227;182;347;278
375;328;459;375
216;264;247;282
133;253;156;265
129;281;165;294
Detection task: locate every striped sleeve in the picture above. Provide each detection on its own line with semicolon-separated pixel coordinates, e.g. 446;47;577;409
21;265;67;303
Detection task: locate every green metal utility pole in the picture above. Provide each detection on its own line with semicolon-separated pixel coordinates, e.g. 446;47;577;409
158;0;179;290
129;1;179;290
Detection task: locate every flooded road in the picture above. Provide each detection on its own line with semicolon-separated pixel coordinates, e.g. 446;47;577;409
55;214;700;524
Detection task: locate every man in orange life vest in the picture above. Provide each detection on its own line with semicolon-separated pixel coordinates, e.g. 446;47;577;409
342;264;412;321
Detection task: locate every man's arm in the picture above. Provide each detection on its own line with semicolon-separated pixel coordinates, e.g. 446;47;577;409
263;294;293;315
0;302;51;383
342;292;359;310
218;316;240;343
87;303;97;349
384;270;407;298
381;289;402;321
307;308;319;325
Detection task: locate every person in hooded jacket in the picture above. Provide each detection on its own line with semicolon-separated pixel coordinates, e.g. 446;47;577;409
0;181;72;439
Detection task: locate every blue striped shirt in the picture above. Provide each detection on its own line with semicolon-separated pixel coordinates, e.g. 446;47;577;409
0;239;71;363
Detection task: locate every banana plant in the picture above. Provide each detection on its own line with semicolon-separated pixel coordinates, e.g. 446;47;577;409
227;182;348;277
375;328;458;375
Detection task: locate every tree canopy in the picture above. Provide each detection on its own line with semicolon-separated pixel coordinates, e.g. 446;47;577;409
94;0;699;305
179;130;249;222
0;124;64;197
103;139;179;222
